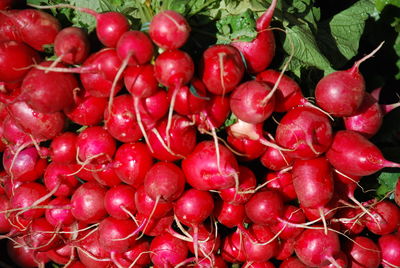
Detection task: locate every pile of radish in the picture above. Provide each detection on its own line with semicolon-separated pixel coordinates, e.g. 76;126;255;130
1;0;400;267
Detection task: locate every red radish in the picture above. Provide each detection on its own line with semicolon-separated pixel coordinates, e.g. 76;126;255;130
150;232;189;267
104;94;142;143
0;194;12;233
9;9;61;51
76;230;111;268
98;217;137;253
243;261;275;268
0;116;29;149
280;256;307;268
137;210;174;237
315;43;383;117
24;217;62;252
0;0;13;10
112;238;151;267
193;255;228;267
275;238;296;261
320;252;348;268
343;92;383;138
214;199;246;228
364;200;400;235
43;162;79;197
326;130;400;176
294;227;341;267
227;133;267;161
192;95;231;132
270;205;305;240
30;3;129;48
245;190;284;225
149;10;191;49
260;145;294;171
138;89;169;130
182;140;239;191
144;162;186;202
147;114;197;161
124;64;158;99
46;243;74;265
219;166;256;204
135;185;173;220
3;146;47;182
231;0;277;74
301;194;339;222
76;126;116;165
70;181;107;224
264;172;297;202
333;207;365;235
116;30;154;66
64;90;107;127
45;197;75;227
200;44;245;96
49;132;77;164
7;237;50;268
0;10;22;42
221;228;247;263
395;178;400;207
104;184;136;220
0;40;40;83
54;26;90;65
378;234;400;268
7;101;65;141
242;224;279;263
275;106;333;159
292;157;334;209
113;142;153;187
230;80;276;124
344;236;381;268
186;223;221;258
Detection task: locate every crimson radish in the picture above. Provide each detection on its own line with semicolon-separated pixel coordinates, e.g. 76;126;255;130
364;200;400;235
98;217;137;253
344;236;381;268
45;197;75;227
54;26;90;65
245;190;284;225
49;132;77;164
260;146;294;171
104;184;136;220
378;234;400;268
214;200;246;228
264;171;297;202
150;232;189;267
116;30;154;66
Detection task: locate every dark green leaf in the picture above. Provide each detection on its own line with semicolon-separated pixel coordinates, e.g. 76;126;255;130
70;0;102;32
376;0;400;11
377;171;400;198
216;9;258;43
224;113;238;128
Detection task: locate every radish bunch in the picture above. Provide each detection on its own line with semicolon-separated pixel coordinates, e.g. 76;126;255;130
0;1;400;268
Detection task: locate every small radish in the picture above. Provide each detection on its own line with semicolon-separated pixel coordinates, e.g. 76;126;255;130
227;132;267;161
23;217;63;252
29;3;129;48
76;230;111;268
138;89;169;130
104;184;136;220
49;132;77;164
245;190;284;225
116;30;154;66
98;217;137;253
7;237;50;268
200;44;245;96
230;80;276;124
315;43;384;117
270;205;306;240
112;238;151;267
149;10;191;50
221;228;247;263
333;207;365;235
150;232;189;267
326;130;400;176
0;194;12;233
364;200;400;235
280;256;308;268
134;185;173;220
45;197;75;227
260;146;294;171
275;106;333;160
343;236;381;268
0;10;22;42
54;26;90;65
137;210;174;237
378;234;400;268
242;224;279;263
186;223;221;258
264;171;297;202
43;162;79;197
231;0;277;74
182;140;239;191
214;200;246;228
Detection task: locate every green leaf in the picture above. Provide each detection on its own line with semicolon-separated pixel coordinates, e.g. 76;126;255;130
216;9;258;43
377;171;400;198
376;0;400;11
224;113;237;128
70;0;102;32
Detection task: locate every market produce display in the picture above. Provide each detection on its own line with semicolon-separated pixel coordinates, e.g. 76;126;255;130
0;0;400;267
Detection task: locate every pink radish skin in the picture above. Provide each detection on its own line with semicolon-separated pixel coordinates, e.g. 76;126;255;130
200;44;245;95
7;237;50;268
0;10;22;42
1;115;31;147
43;162;79;197
242;261;275;268
70;181;107;224
245;190;284;225
113;142;153;188
242;224;279;262
116;30;154;66
137;211;174;237
104;94;142;143
0;40;41;83
113;238;151;267
45;197;75;227
144;162;186;202
150;232;189;267
182;140;239;191
257;69;307;113
90;163;121;187
135;185;173;219
138;89;169;130
76;230;111;268
264;172;297;202
275;106;333;160
192;95;231;132
364;200;400;235
221;228;247;263
46;244;73;265
230;80;276;124
187;223;221;257
343;92;383;138
344;236;381;268
24;217;62;252
227;133;267;161
98;217;137;253
280;256;308;268
0;195;12;233
124;64;158;99
49;132;77;164
321;252;348;268
275;238;296;261
104;184;136;220
378;234;400;268
294;227;341;267
231;0;277;74
54;26;90;64
291;157;334;209
149;10;191;50
260;146;294;171
334;207;365;235
326;130;400;176
214;199;246;228
270;205;306;240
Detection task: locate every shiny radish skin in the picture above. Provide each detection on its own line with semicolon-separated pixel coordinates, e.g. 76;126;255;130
344;236;381;268
54;26;90;65
98;217;137;253
49;132;77;164
245;190;284;225
149;10;191;50
150;232;189;267
364;200;400;235
124;64;158;99
326;130;400;176
104;184;136;220
116;30;154;66
378;234;400;268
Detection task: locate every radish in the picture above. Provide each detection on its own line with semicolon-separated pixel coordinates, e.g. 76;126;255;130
20;61;79;113
221;228;247;263
29;3;129;48
45;197;75;227
149;10;191;50
227;132;267;161
275;237;296;261
98;217;137;253
186;223;221;258
43;162;79;197
24;217;63;252
315;43;384;117
294;227;341;267
343;92;384;138
104;184;136;220
70;181;107;224
343;236;381;268
395;178;400;207
230;80;276;124
364;200;400;235
214;199;246;228
112;142;153;188
231;0;277;74
192;95;231;132
378;234;400;268
264;171;297;202
200;44;245;96
243;261;275;268
333;207;365;235
0;194;12;233
116;30;154;66
150;232;189;267
138;89;169;130
49;132;77;164
260;145;294;171
275;106;333;159
0;40;40;83
242;224;279;263
0;10;21;42
280;256;308;268
326;130;400;176
182;140;239;191
245;190;284;225
270;205;306;240
112;238;151;267
76;230;111;268
7;236;50;268
135;185;173;220
53;26;90;65
137;210;174;237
